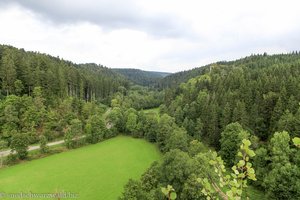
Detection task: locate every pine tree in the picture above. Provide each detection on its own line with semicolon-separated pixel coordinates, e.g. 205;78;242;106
0;49;16;95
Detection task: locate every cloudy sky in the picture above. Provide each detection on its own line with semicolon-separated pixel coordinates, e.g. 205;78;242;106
0;0;300;72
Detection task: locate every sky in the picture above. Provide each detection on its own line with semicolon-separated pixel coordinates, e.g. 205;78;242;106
0;0;300;72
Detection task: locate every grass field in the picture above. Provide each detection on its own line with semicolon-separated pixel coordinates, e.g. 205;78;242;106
0;136;161;200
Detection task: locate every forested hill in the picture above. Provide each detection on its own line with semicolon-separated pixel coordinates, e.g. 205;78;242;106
160;52;300;88
0;45;129;103
159;65;209;88
113;68;171;87
163;52;300;145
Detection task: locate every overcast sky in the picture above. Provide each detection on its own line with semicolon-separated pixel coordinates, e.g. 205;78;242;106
0;0;300;72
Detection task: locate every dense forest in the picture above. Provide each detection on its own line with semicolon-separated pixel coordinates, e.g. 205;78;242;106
159;65;209;88
0;46;299;200
113;68;171;87
119;53;300;200
163;53;300;144
0;45;163;153
0;45;129;103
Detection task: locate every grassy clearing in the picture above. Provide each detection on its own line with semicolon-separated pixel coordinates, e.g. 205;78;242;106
0;136;161;200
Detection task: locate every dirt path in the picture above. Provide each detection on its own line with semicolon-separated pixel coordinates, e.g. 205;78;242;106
0;139;65;157
0;108;112;157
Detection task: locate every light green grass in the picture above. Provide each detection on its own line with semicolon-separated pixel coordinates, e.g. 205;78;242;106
0;136;161;200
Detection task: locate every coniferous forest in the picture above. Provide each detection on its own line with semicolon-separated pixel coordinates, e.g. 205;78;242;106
0;45;300;200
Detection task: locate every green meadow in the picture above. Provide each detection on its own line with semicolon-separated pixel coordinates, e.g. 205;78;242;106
0;136;161;200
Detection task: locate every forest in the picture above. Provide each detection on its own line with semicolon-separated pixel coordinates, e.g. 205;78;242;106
0;46;300;200
112;68;171;87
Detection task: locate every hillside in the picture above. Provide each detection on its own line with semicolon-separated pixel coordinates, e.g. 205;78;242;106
113;68;171;87
163;53;300;141
160;53;300;88
159;65;209;88
0;45;129;103
1;0;300;199
1;45;300;200
116;52;300;200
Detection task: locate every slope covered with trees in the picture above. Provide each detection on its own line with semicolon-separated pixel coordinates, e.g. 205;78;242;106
113;68;171;87
162;53;300;145
0;45;129;103
0;45;131;161
159;65;209;88
1;45;299;200
155;52;300;199
116;53;300;200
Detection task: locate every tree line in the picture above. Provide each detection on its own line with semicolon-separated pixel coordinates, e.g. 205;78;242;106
1;45;299;199
113;68;171;88
156;53;300;199
0;45;129;104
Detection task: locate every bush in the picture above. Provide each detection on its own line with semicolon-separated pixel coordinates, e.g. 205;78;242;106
39;135;49;154
10;133;29;160
5;154;18;165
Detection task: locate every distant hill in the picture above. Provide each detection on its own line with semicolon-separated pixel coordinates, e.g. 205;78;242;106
160;53;300;88
161;52;300;142
112;68;171;87
159;65;210;88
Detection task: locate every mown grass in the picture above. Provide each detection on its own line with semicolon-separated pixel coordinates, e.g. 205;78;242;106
0;136;161;200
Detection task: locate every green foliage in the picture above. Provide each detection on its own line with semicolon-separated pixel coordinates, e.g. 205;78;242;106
85;115;106;144
111;85;164;110
163;53;300;144
0;45;129;101
219;122;250;166
107;107;126;132
2;46;300;200
126;112;138;134
160;150;194;194
14;80;24;95
188;140;206;157
157;114;176;152
1;136;161;200
293;137;300;148
264;162;300;200
143;113;159;142
120;179;150;200
0;140;7;167
10;133;29;159
113;68;170;88
5;154;18;165
0;140;8;150
252;147;268;187
160;64;208;88
198;139;256;200
161;185;177;200
39;135;49;153
165;128;189;152
0;47;16;95
260;132;300;200
64;118;83;149
181;174;206;200
159;54;300;199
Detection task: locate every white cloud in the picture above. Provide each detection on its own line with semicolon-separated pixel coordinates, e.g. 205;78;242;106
0;0;300;72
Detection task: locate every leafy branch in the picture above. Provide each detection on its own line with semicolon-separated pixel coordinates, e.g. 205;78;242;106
198;139;256;200
161;185;177;200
